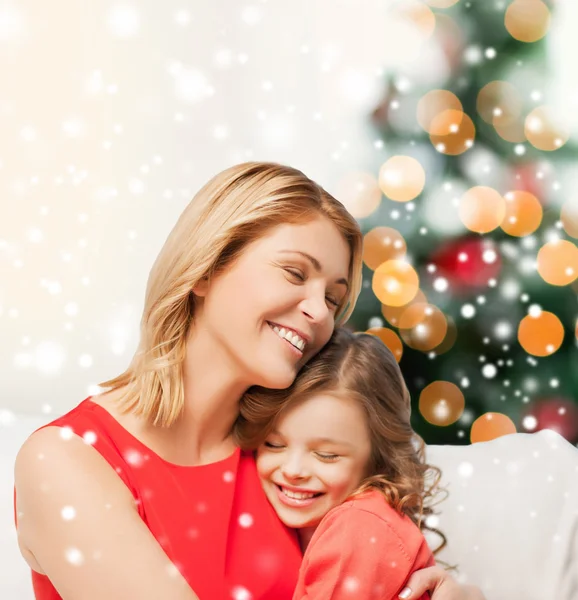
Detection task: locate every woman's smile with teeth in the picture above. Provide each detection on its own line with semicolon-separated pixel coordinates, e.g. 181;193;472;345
269;323;306;352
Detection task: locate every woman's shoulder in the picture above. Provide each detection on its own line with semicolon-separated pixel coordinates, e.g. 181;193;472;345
15;395;141;512
15;394;137;493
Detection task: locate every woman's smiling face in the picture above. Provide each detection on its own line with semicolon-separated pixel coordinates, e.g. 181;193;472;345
192;215;351;390
256;392;372;529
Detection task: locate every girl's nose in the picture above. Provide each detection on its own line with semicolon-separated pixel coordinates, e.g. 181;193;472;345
281;453;310;481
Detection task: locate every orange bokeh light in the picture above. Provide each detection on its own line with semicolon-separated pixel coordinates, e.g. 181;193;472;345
372;260;420;307
477;81;522;127
518;310;565;357
500;190;543;237
398;303;448;352
505;0;551;43
419;380;465;427
365;327;404;363
398;0;437;39
560;201;578;239
417;90;463;133
429;109;476;156
378;156;426;202
381;289;428;327
363;227;407;270
459;186;506;234
430;315;458;355
537;240;578;286
471;413;517;443
525;106;570;151
335;171;382;219
495;118;527;143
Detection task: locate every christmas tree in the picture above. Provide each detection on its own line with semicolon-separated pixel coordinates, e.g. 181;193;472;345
343;0;578;445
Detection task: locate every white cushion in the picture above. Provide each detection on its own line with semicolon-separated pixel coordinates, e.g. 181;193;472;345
426;430;578;600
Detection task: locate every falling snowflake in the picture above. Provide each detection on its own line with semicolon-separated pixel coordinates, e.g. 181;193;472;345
65;547;84;566
238;513;254;528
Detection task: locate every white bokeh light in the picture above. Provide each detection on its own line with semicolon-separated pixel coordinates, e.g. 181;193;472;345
241;5;262;26
494;321;513;340
0;6;25;41
107;5;141;38
482;364;498;379
423;179;467;235
65;547;84;566
35;341;66;375
173;65;212;104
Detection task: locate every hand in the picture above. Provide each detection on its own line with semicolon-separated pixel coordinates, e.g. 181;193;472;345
398;566;486;600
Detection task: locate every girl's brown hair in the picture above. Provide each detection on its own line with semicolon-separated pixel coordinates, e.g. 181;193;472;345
98;162;363;428
235;327;447;555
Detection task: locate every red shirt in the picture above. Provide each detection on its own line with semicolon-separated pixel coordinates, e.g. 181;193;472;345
293;490;435;600
15;397;302;600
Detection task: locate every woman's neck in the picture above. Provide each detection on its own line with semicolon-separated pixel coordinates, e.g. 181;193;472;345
175;324;250;458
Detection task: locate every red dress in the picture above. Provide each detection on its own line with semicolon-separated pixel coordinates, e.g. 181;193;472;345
15;397;302;600
293;490;435;599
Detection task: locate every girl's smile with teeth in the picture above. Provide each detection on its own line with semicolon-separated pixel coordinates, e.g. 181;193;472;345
278;485;322;500
274;484;324;509
268;322;307;352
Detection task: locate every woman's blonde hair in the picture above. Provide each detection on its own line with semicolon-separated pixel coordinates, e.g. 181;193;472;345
235;327;447;555
99;162;363;427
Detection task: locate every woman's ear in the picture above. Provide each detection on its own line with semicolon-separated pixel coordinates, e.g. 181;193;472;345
192;276;209;297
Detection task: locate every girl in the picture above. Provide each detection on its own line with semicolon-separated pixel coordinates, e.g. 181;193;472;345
14;162;483;600
236;328;444;600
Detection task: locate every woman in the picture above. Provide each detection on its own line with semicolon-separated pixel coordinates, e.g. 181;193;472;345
14;162;484;600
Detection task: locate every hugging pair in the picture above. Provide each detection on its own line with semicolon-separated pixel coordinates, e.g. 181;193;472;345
15;162;482;600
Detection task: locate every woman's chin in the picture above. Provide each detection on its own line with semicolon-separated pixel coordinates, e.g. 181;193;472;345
253;365;298;390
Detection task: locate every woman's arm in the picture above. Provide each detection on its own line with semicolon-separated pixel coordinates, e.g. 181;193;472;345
15;426;199;600
398;566;486;600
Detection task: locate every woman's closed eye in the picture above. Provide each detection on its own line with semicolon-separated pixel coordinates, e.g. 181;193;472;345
282;265;342;309
325;295;340;308
283;267;305;281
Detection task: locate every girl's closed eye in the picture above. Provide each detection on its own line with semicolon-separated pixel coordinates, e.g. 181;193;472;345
263;440;285;450
315;451;340;461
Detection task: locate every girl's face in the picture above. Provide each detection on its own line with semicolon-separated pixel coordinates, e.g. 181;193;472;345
193;216;351;390
256;393;372;529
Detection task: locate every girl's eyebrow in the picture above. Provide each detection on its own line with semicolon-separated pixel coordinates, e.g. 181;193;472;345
310;437;355;449
269;430;354;449
278;250;349;290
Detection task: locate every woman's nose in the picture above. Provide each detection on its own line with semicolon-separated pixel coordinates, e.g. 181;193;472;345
300;290;329;324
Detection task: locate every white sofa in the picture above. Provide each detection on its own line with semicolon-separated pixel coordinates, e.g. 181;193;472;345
2;415;577;599
426;431;578;599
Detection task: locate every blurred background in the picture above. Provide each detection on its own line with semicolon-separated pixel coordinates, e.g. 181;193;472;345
1;0;577;447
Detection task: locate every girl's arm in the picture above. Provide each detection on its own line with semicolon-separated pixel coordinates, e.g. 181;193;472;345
14;426;200;600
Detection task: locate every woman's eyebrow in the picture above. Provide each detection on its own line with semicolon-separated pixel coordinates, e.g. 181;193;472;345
278;250;349;289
